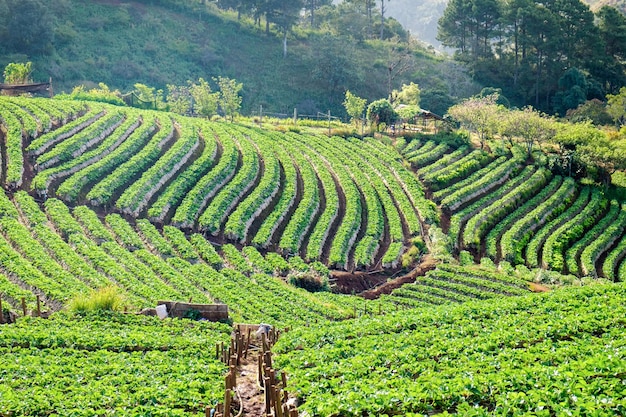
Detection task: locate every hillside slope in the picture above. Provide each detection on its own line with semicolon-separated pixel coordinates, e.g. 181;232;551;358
0;0;477;115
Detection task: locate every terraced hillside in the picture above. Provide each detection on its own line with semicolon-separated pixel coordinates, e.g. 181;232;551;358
399;138;626;280
0;97;437;273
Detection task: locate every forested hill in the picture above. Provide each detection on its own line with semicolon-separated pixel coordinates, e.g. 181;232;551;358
0;0;478;116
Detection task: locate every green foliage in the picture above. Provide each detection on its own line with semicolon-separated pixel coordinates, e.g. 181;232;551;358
288;270;330;292
343;90;367;126
392;81;420;106
367;98;397;131
189;78;219;119
566;99;613;125
215;76;243;121
3;62;32;84
607;86;626;127
57;83;126;106
132;83;165;110
67;286;125;313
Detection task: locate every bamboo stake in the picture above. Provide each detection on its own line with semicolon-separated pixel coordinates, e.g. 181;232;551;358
0;295;4;324
21;297;26;317
264;377;271;415
225;388;232;417
36;296;41;318
257;354;263;386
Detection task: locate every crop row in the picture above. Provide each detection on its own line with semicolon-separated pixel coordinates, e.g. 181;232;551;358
496;176;577;263
462;168;551;249
55;115;158;203
525;186;591;268
146;119;219;223
171;125;240;229
422;149;491;191
85;116;174;206
541;188;607;272
31;112;142;194
116;117;200;216
224;128;282;243
198;132;260;235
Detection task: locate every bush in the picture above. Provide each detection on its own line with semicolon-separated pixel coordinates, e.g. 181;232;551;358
288;271;330;292
67;286;126;313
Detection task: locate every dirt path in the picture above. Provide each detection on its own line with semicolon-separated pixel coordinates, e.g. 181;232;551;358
234;354;266;417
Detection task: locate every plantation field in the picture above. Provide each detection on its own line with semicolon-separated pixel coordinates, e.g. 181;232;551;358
1;96;626;416
275;282;626;416
399;138;626;280
0;97;437;273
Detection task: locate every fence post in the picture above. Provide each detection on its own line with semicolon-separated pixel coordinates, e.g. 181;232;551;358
0;294;4;324
327;110;331;136
293;108;297;125
260;104;263;126
36;296;41;317
21;298;27;317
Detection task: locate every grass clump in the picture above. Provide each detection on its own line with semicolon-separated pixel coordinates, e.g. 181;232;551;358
67;286;126;313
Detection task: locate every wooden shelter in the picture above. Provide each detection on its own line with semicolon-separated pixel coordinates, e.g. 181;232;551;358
0;79;53;97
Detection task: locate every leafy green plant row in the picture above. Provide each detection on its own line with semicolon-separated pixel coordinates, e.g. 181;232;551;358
417;145;468;178
423;149;491;191
436;263;529;289
56;114;158;203
499;177;577;264
0;103;27;186
171;125;240;229
146;119;219;223
602;227;626;281
224;129;282;243
525;186;591;268
106;213;146;250
439;156;524;212
26;106;102;157
85;115;173;205
275;282;626;416
31;112;142;193
359;137;423;236
462;167;551;249
36;110;125;170
0;312;229;416
250;132;300;249
427;269;528;297
278;141;321;256
541;188;607;271
0;99;46;138
13;192;110;290
566;199;622;275
406;141;449;166
288;134;362;269
198;133;260;235
116;118;201;216
163;225;200;263
579;203;626;277
400;138;424;156
448;166;535;248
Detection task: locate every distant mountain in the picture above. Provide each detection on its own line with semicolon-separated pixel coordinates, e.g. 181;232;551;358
385;0;447;48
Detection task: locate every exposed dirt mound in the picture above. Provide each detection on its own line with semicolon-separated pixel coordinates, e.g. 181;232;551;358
332;254;437;299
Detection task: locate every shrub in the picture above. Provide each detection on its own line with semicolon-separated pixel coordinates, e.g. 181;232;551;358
67;286;126;313
288;271;329;292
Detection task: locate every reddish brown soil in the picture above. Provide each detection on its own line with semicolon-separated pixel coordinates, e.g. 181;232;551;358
332;254;438;299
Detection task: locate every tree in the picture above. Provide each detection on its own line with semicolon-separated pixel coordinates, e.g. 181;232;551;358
552;68;589;116
343;90;367;127
507;106;557;157
391;82;420;106
367;99;397;131
189;78;219;119
447;93;500;149
166;84;192;115
215;76;243;122
3;62;32;84
607;86;626;127
3;0;54;55
133;83;165;110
